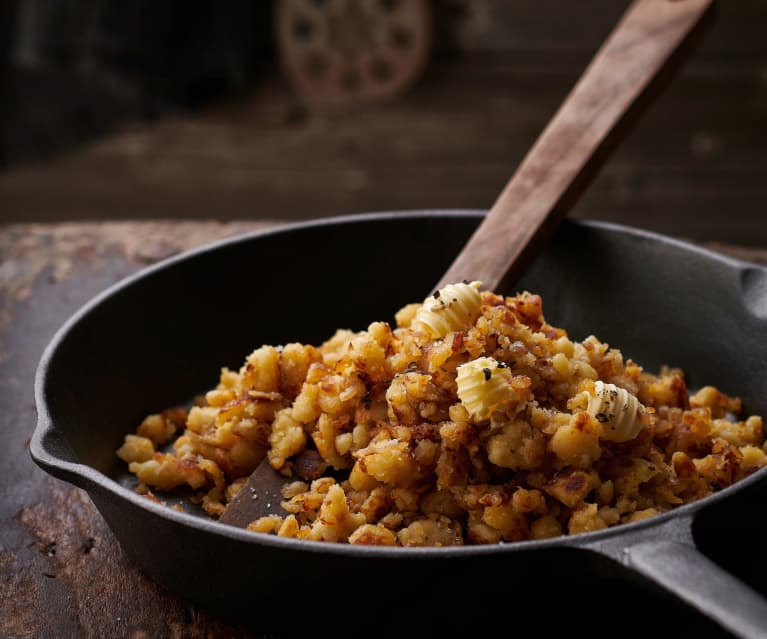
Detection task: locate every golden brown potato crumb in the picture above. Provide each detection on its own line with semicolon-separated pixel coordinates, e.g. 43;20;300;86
137;411;182;446
116;435;155;464
530;515;563;540
309;485;366;542
349;524;398;546
568;504;608;534
398;518;463;547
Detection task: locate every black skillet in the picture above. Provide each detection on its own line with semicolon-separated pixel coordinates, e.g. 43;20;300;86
32;212;767;638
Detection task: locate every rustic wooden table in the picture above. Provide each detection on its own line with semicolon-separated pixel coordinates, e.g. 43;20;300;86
2;220;767;638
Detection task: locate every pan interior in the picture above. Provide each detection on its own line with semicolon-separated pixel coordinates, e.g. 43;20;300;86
39;213;767;513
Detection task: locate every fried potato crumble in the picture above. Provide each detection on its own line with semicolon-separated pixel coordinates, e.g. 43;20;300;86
118;287;767;545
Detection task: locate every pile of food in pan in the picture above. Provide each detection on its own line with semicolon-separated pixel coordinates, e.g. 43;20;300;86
117;281;767;546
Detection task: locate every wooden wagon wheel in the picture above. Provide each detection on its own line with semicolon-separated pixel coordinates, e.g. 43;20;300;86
275;0;432;107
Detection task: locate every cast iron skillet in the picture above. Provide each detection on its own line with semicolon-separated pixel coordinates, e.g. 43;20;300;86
32;212;767;638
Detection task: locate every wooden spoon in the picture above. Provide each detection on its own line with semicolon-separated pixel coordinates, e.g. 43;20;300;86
220;0;715;529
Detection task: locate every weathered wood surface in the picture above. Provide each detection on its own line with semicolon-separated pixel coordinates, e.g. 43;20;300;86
1;220;767;639
1;1;767;246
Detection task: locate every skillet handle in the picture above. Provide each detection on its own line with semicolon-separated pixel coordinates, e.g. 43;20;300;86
587;513;767;638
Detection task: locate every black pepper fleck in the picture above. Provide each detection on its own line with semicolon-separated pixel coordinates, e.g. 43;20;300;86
483;368;492;381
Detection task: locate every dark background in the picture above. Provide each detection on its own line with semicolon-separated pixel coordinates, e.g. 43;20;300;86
1;0;766;245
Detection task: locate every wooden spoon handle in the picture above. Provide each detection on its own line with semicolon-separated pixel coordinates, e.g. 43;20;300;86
434;0;715;294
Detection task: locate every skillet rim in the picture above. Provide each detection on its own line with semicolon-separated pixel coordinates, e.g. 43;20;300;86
30;209;767;559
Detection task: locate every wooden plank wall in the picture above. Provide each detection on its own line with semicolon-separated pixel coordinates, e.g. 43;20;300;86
1;0;765;245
